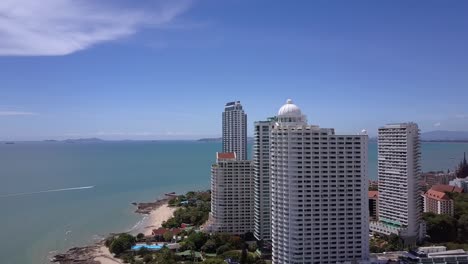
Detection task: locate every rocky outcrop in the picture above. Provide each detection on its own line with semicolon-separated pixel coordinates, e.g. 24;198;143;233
133;198;170;214
52;245;100;264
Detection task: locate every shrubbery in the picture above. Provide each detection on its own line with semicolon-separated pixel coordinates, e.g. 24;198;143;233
107;234;136;255
424;193;468;244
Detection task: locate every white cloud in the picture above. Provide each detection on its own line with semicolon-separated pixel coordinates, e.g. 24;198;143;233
456;114;467;119
433;122;441;127
0;111;37;116
0;0;191;56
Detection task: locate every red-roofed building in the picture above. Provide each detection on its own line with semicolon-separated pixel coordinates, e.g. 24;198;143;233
423;188;455;216
216;152;236;160
151;228;182;241
431;184;463;194
368;191;379;221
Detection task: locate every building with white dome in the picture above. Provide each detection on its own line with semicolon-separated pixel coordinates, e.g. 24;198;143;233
271;99;370;264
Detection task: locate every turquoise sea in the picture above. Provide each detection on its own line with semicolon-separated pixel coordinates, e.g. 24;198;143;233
0;141;467;264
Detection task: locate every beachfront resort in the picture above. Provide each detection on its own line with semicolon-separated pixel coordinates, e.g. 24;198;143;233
53;100;468;264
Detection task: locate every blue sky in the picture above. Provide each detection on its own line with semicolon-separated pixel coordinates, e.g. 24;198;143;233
1;0;467;140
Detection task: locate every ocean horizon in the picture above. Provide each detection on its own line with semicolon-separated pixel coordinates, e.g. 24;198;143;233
0;141;467;264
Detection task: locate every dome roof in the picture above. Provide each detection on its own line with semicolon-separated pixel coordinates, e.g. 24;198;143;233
278;99;302;117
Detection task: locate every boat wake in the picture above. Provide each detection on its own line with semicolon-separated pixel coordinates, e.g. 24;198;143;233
0;186;95;198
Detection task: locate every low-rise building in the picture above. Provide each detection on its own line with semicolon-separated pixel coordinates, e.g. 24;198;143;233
400;246;468;263
421;172;456;190
422;189;454;216
449;177;468;193
432;184;463;193
422;184;463;216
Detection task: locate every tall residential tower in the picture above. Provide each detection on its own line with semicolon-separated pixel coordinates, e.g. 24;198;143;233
370;123;422;244
253;118;275;241
210;152;254;234
208;101;253;235
270;99;369;264
222;101;247;160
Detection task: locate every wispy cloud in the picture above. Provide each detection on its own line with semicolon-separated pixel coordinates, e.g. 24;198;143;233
433;122;441;127
0;111;38;116
0;0;192;56
456;114;468;119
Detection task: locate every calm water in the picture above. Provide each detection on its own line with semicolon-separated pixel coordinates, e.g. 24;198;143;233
0;141;467;264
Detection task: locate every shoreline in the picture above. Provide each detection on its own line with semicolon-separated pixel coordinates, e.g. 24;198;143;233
140;203;176;236
53;197;176;264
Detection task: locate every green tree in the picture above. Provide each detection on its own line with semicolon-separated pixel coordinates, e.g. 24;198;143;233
202;258;225;264
137;233;145;240
143;254;153;263
105;236;114;247
243;232;255;241
423;212;457;242
137;247;150;257
386;234;404;251
240;244;248;264
109;234;136;255
222;250;241;261
229;236;243;248
109;239;126;255
216;244;233;255
248;243;257;252
154;247;176;264
121;253;134;263
458;214;468;243
201;239;218;253
186;232;209;250
163;231;173;242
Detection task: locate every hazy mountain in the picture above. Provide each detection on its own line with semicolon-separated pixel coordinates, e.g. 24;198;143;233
198;137;254;142
63;138;105;143
421;131;468;141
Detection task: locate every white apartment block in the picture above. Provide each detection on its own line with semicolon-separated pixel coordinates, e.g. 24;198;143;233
449;178;468;193
370;123;422;244
222;101;247;160
210;152;254;235
422;189;454;216
253;118;275;241
270;99;369;264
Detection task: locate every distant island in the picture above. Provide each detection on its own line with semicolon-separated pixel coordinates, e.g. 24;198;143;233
63;138;105;143
42;138;106;143
369;130;468;143
421;130;468;141
31;131;468;144
197;137;222;142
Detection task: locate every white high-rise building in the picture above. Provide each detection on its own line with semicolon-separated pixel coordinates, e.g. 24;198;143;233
271;99;369;264
253;118;275;241
370;123;422;244
210;152;254;234
222;101;247;160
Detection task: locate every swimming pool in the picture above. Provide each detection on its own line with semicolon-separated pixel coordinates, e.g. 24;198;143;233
131;244;163;251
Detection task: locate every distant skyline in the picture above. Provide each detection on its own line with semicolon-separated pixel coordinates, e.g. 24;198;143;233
1;0;468;140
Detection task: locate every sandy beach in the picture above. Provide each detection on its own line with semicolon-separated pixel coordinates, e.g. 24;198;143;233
92;201;176;264
142;203;176;236
94;246;123;264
